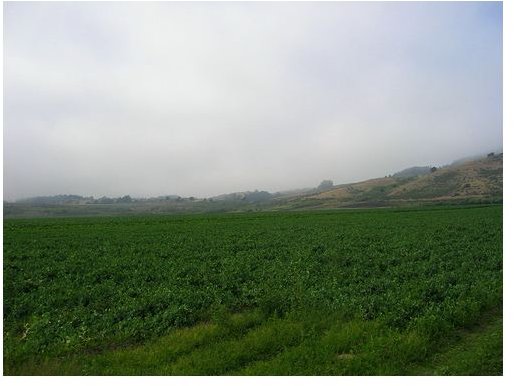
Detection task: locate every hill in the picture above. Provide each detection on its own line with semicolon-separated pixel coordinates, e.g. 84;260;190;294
274;154;502;210
3;154;503;218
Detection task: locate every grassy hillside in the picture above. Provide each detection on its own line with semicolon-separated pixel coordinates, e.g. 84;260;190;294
277;154;502;210
388;155;502;199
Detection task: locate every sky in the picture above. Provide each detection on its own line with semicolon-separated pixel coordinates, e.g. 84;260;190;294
3;1;502;200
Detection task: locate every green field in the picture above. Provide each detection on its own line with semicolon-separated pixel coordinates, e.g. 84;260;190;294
3;205;502;375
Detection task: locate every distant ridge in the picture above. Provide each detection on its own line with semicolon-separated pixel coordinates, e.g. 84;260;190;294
4;153;503;218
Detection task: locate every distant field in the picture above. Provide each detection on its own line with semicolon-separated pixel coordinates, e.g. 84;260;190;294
3;206;502;375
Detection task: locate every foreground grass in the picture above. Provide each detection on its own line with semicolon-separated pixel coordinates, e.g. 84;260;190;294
410;310;502;375
5;308;502;375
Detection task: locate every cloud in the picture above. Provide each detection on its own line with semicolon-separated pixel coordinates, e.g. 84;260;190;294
3;1;502;199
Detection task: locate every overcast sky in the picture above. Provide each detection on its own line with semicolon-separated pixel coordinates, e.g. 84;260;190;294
3;1;502;200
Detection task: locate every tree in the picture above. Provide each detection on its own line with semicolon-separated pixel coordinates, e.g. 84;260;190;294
118;195;132;203
244;191;272;203
318;180;334;190
430;167;437;173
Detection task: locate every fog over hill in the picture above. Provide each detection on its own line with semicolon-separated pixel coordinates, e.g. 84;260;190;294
3;2;502;202
8;151;500;204
4;153;502;218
